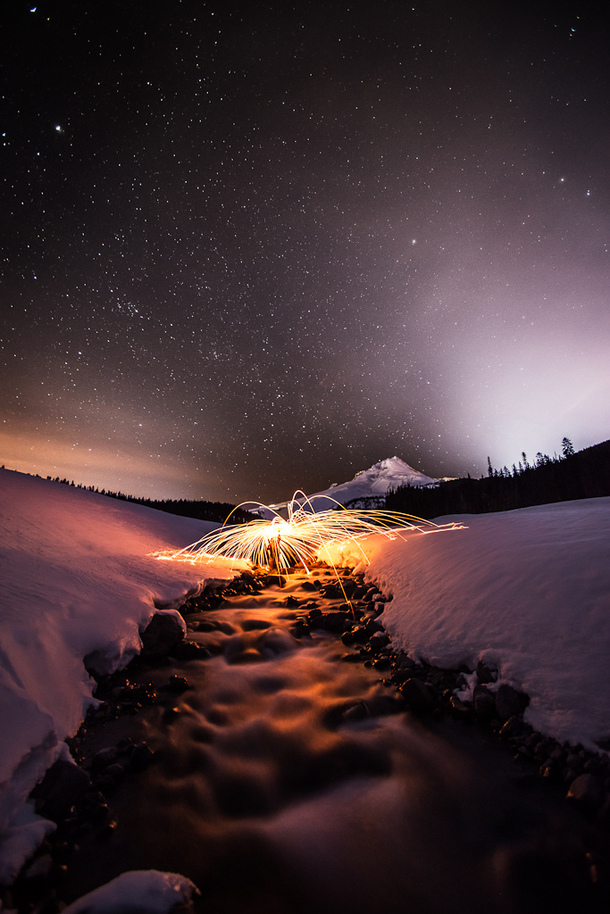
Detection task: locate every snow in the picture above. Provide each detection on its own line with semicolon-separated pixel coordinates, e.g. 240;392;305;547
1;467;610;899
0;468;243;881
323;497;610;752
61;869;199;913
261;456;439;515
307;456;439;506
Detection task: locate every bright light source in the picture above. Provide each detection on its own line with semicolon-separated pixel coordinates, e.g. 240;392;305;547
154;491;444;573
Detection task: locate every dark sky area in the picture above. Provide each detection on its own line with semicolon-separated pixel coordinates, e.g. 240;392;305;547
1;1;609;502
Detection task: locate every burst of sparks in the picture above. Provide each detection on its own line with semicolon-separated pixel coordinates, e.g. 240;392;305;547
154;491;444;573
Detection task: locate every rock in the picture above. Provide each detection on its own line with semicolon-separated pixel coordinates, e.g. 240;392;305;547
91;746;118;774
260;629;298;657
128;742;155;772
104;763;125;785
583;756;606;776
292;620;310;639
473;685;496;721
226;645;263;665
78;790;109;823
345;624;369;644
567;773;604;809
476;660;496;684
494;684;529;720
171;640;211;660
239;571;258;589
391;668;414;686
565;753;584;774
499;715;525;739
338;579;357;597
395;654;418;672
449;695;472;719
140;610;185;660
320;584;343;599
399;677;435;714
320;611;351;633
367;637;385;656
31;759;90;822
341;700;371;723
167;674;191;692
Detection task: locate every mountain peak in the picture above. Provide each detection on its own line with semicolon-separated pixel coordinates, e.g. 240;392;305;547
304;457;439;510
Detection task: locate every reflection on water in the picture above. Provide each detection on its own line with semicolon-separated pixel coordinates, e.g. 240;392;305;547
63;570;605;913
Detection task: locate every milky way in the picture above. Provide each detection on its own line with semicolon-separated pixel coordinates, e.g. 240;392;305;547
2;1;609;501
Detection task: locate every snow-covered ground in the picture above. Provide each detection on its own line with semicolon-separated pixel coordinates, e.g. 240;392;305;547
1;469;610;904
324;497;610;753
0;469;243;883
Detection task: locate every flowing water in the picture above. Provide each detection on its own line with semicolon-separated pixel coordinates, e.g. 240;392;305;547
57;568;606;914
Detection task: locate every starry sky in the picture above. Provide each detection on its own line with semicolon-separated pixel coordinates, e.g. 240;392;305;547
2;1;609;503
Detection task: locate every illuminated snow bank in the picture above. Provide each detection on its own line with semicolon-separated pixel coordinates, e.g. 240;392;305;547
325;497;610;752
0;469;243;881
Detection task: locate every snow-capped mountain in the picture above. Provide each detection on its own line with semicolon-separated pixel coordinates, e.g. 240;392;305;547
308;456;439;508
260;457;439;515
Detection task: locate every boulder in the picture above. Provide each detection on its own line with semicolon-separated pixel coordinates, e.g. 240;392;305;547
31;759;90;822
140;610;185;660
400;677;435;714
476;660;496;684
494;684;529;720
567;773;604;810
473;685;496;721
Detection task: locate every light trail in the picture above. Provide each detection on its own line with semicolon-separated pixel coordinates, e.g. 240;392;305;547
154;491;445;574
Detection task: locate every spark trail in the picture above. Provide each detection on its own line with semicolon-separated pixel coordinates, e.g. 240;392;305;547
155;492;444;573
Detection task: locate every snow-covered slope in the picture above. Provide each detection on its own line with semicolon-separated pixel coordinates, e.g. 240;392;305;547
322;497;610;753
3;467;610;889
265;457;438;514
0;469;243;880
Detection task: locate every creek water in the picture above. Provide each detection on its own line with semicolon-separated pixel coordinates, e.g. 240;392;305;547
59;567;605;914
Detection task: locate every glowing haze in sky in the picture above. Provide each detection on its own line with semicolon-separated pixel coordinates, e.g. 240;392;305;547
1;1;609;502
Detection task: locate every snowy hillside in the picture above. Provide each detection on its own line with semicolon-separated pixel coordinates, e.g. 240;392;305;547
0;469;243;881
2;468;610;894
265;457;439;514
322;497;610;753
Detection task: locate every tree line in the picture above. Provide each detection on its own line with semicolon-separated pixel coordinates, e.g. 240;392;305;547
385;438;610;518
35;477;253;524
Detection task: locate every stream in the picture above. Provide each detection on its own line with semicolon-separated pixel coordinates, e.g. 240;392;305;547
17;566;609;913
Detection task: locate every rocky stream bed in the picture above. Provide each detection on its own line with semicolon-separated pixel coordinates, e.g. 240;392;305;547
3;565;610;913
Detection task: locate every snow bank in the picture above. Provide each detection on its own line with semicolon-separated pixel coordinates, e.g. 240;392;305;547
325;498;610;751
62;869;199;913
0;469;243;878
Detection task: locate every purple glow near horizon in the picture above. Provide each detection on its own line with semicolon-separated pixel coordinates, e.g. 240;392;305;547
2;2;608;501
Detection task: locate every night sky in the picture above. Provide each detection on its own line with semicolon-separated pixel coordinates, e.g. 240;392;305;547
2;1;609;503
